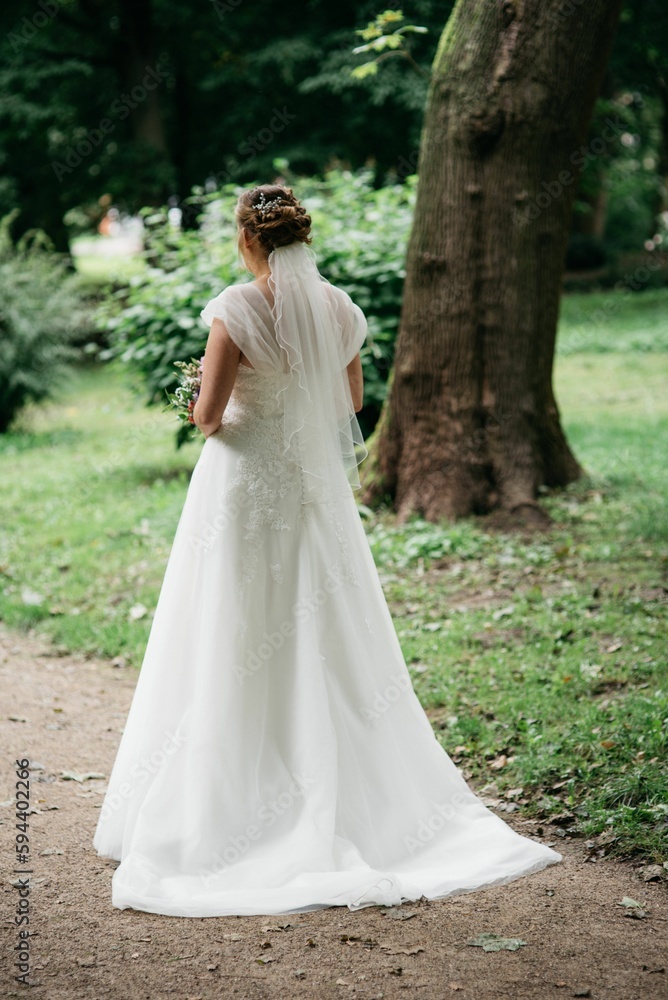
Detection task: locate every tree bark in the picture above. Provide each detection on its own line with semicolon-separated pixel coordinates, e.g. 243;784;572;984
363;0;624;525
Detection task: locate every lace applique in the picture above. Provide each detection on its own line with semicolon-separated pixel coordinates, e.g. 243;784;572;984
218;368;300;598
324;499;360;588
216;366;360;597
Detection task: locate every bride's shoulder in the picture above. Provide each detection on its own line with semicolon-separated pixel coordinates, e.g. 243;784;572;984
321;281;362;317
321;280;350;305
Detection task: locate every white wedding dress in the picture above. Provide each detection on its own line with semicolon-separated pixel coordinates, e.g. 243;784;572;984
93;258;562;917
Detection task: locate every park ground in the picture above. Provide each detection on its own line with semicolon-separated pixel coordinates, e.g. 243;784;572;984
0;286;667;997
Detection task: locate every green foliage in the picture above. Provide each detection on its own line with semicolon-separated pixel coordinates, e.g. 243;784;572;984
101;168;416;442
351;9;429;80
0;0;446;248
367;516;488;568
0;214;90;432
98;193;240;436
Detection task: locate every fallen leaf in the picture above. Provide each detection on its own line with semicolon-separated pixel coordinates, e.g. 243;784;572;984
505;787;524;799
60;771;106;782
618;896;643;908
381;945;424;956
380;908;418;920
256;956;276;965
467;933;526;952
638;865;666;882
21;587;45;605
492;605;515;620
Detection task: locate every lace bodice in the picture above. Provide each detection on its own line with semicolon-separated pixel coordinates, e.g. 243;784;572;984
201;364;359;601
224;363;290;425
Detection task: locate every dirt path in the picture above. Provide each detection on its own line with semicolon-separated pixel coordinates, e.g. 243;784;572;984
1;623;666;1000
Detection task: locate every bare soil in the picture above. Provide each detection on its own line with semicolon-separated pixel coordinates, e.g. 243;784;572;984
1;624;666;1000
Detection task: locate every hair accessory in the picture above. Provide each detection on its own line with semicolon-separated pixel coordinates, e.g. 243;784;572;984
254;192;283;217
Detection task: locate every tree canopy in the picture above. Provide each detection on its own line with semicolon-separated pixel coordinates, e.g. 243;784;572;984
1;1;666;249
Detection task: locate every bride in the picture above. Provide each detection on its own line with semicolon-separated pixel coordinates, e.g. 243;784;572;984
93;184;563;917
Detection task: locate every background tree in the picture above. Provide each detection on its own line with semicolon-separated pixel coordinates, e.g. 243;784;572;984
0;0;445;247
362;0;625;525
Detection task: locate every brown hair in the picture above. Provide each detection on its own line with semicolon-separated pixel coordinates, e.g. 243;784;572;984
235;184;312;254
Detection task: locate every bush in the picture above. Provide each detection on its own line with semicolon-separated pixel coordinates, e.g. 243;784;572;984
100;167;416;444
0;215;90;433
565;233;608;271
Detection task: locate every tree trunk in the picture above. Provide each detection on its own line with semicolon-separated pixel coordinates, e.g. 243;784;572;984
363;0;624;525
118;0;167;152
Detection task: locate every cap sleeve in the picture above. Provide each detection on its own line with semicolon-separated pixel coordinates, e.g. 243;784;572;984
200;284;281;372
326;285;368;368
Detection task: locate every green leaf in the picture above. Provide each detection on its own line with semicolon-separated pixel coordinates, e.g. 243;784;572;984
467;933;527;952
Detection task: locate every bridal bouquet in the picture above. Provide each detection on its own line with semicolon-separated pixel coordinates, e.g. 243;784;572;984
166;356;204;428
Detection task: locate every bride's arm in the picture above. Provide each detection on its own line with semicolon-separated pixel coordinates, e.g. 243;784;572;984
347;353;363;412
193;318;242;437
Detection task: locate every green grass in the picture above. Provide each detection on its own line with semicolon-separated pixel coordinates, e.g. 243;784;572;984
71;236;147;284
0;286;666;863
557;286;668;354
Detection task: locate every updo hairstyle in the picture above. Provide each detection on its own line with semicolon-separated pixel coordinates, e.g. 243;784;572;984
235;184;312;254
